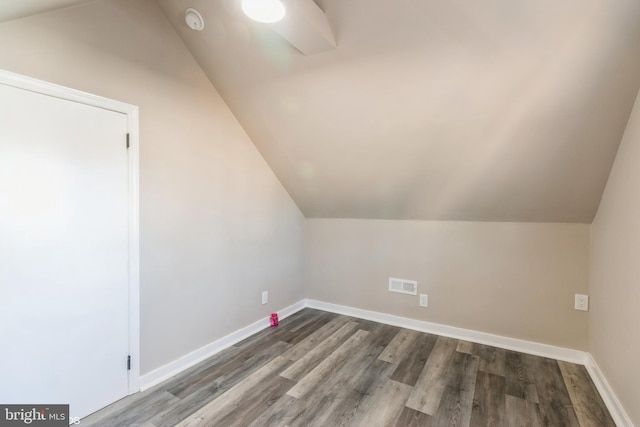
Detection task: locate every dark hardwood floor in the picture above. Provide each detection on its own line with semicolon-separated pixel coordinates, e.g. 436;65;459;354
82;309;615;426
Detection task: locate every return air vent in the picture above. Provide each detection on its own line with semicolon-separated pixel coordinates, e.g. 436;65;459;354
388;277;417;295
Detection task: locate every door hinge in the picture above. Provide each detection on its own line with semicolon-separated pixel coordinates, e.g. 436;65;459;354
126;133;130;149
127;355;131;371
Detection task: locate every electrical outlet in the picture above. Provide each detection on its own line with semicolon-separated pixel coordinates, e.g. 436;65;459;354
575;294;588;311
262;291;268;305
419;294;428;307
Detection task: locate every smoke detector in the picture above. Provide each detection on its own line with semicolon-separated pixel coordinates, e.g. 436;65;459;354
185;8;204;31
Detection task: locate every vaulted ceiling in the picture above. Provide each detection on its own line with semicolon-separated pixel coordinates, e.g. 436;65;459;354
4;0;640;222
158;0;640;222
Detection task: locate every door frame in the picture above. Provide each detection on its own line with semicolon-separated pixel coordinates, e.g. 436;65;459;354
0;69;141;394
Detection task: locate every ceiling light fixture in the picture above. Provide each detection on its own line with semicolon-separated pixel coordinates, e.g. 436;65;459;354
241;0;286;23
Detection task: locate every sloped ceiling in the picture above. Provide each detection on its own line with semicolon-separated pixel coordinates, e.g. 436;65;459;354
3;0;640;222
155;0;640;222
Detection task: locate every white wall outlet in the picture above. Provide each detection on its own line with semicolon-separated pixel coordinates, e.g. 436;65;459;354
419;294;428;307
575;294;589;311
262;291;268;305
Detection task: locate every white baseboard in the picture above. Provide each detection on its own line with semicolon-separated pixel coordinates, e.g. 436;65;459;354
139;298;630;426
584;354;634;427
304;299;587;364
139;300;306;390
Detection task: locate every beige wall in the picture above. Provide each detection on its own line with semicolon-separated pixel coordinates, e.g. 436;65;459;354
590;89;640;425
0;0;305;374
306;219;590;349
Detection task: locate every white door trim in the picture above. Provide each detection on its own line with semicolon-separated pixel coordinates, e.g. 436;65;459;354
0;69;141;394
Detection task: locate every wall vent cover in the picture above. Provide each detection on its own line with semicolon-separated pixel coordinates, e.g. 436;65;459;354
388;277;417;295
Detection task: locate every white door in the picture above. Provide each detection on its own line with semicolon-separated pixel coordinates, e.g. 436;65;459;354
0;81;131;419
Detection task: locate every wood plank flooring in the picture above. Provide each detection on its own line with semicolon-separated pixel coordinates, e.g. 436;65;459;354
82;309;615;427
